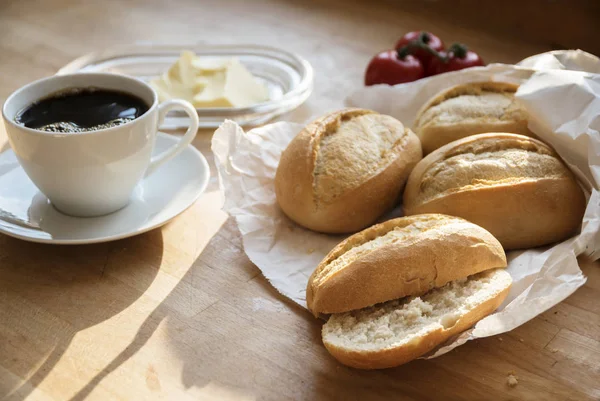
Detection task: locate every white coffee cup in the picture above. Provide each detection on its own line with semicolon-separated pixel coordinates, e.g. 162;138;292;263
2;72;199;217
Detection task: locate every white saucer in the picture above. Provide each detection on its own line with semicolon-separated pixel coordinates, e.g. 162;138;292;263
0;133;210;244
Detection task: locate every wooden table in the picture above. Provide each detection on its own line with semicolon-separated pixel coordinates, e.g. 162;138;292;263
0;1;599;400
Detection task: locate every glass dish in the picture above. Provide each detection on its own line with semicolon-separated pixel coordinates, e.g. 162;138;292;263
57;43;314;129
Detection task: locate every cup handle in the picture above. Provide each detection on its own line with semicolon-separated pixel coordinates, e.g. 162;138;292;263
145;99;199;177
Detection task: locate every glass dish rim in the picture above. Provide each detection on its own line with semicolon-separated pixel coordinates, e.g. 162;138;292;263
56;43;314;117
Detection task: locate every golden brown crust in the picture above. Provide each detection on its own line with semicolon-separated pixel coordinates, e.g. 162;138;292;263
275;108;422;233
306;214;507;316
416;81;519;111
413;82;532;154
323;278;510;369
403;133;586;250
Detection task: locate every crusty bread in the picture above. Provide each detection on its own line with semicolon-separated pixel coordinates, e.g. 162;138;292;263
307;214;506;316
403;133;586;250
275;108;422;234
413;82;532;154
322;268;511;369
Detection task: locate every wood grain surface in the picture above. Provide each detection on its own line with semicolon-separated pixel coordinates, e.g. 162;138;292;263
0;0;599;400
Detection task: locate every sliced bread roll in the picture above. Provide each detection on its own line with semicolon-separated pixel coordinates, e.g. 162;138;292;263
307;214;506;316
275;108;422;234
403;133;586;250
413;81;531;154
323;268;512;369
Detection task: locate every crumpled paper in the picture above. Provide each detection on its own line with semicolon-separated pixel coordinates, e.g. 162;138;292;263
212;50;600;358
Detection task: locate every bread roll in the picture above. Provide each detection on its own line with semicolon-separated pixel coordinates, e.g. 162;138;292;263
323;268;511;369
275;108;422;234
403;133;586;250
307;214;506;316
413;81;531;154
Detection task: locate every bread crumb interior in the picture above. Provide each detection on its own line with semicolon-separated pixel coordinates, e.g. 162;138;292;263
323;269;510;350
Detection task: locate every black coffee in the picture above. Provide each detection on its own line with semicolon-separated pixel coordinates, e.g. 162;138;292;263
14;87;149;133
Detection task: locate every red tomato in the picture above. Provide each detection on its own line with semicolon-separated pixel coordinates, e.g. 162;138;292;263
426;51;447;76
427;45;484;76
365;51;425;86
395;31;445;67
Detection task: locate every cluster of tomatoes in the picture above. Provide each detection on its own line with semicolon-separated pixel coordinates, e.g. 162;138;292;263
365;31;485;86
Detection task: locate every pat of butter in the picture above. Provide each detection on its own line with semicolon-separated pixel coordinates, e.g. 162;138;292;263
150;51;269;108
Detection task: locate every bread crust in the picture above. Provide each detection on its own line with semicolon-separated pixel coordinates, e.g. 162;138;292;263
322;272;511;369
403;133;586;250
306;214;507;316
413;81;532;154
275;108;422;234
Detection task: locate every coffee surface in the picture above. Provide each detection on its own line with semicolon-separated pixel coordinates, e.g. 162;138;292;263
15;88;150;133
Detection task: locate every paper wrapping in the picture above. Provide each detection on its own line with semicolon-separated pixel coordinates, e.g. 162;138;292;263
212;50;600;357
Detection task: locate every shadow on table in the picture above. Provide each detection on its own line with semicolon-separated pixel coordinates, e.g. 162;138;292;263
0;229;163;401
63;217;317;400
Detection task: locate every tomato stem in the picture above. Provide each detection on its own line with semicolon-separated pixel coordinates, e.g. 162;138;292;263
447;43;469;59
418;31;431;45
396;32;448;62
396;41;446;61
